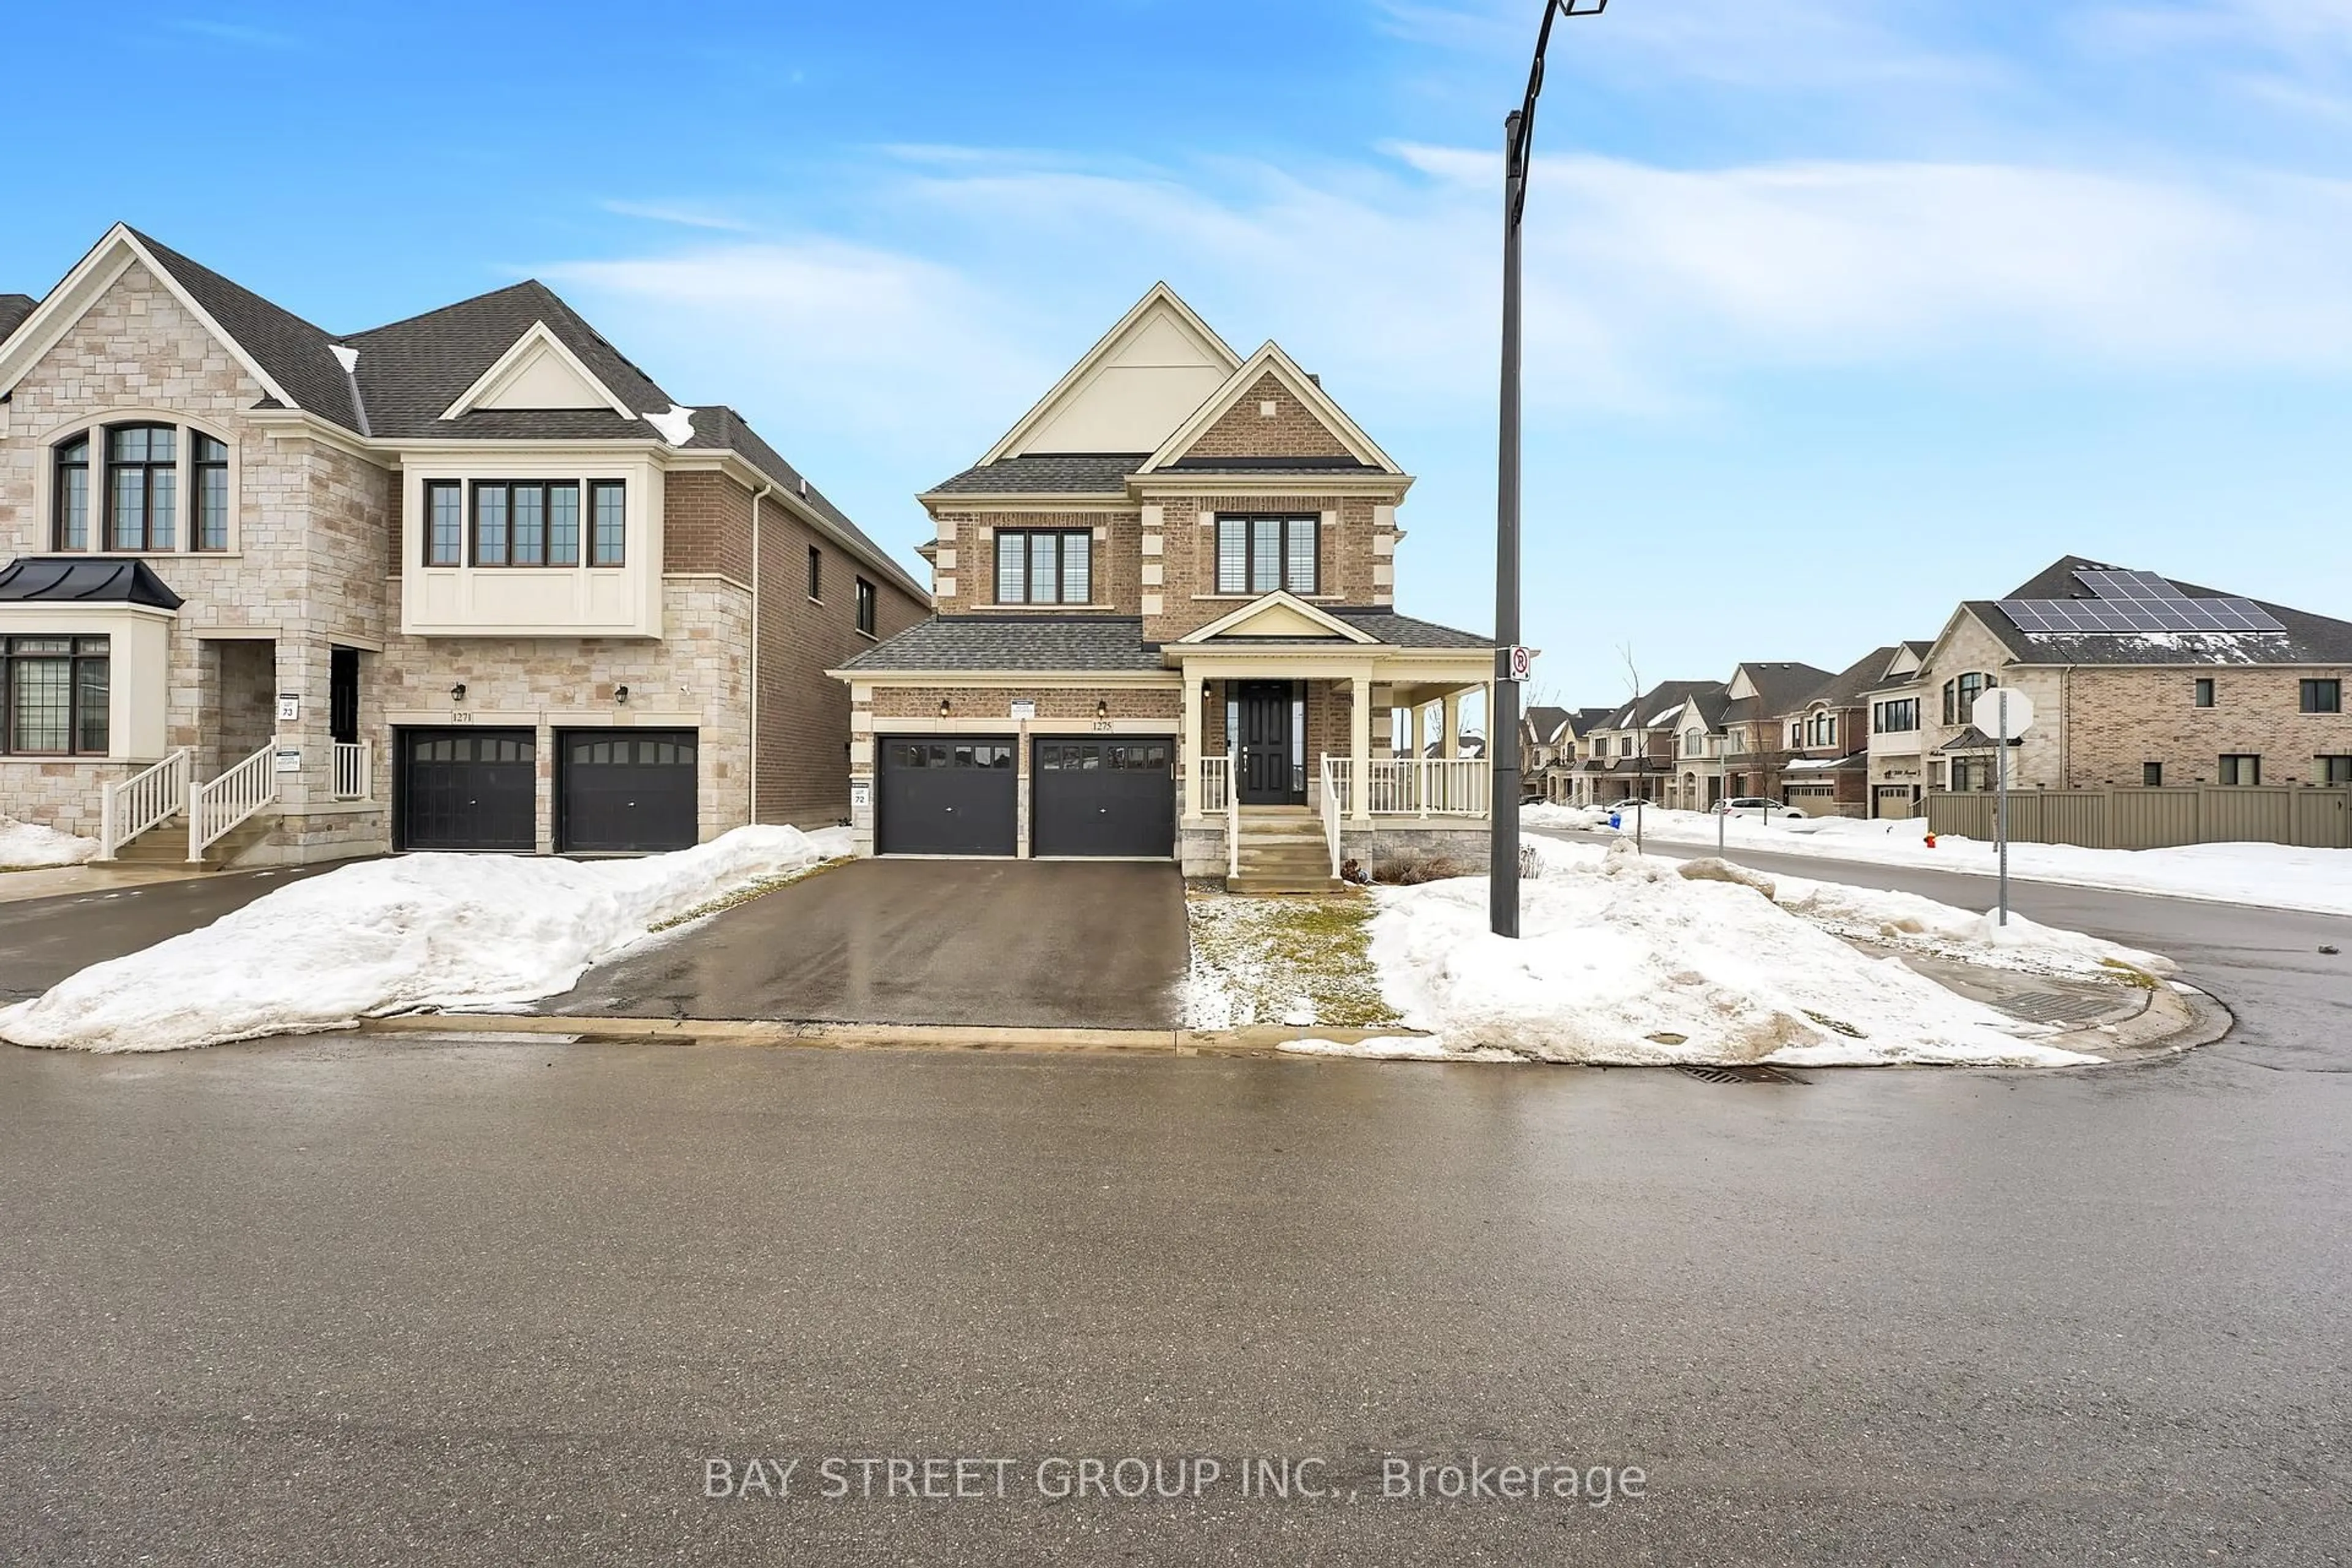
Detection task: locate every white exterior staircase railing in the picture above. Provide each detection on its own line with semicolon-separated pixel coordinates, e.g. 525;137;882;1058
189;743;281;862
98;748;190;860
1318;756;1346;880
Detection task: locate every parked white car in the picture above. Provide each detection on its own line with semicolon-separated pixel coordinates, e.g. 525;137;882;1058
1713;797;1807;818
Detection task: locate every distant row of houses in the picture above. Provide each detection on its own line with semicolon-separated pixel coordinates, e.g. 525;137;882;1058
1526;555;2352;819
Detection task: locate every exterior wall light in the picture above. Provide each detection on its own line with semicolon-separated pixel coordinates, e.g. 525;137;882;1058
939;697;951;718
615;685;630;705
449;683;467;702
1096;699;1109;720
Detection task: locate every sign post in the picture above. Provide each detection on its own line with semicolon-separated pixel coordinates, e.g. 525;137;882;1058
1970;687;2036;927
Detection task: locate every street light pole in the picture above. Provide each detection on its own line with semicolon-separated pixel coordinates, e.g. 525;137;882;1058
1491;0;1609;940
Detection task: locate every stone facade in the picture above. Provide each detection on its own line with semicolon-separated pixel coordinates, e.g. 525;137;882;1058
0;253;923;862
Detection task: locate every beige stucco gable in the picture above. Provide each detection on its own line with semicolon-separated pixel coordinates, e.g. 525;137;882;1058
442;321;632;418
982;284;1242;462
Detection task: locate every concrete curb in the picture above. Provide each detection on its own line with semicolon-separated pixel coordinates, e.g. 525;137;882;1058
359;1013;1431;1059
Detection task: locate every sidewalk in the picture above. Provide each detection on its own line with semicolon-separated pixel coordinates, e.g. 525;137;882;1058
0;862;219;907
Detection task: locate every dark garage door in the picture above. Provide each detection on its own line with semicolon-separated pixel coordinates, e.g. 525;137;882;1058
400;729;537;851
877;736;1016;856
559;729;699;853
1031;737;1175;859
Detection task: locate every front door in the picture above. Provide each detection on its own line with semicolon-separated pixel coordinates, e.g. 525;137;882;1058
1236;681;1301;804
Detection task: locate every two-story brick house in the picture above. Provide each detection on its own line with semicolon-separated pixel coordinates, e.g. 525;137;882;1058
1717;661;1832;803
835;285;1493;888
0;225;925;865
1917;556;2352;795
1572;680;1727;809
1771;646;1895;817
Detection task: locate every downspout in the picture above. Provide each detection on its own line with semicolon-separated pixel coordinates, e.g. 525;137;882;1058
747;481;771;824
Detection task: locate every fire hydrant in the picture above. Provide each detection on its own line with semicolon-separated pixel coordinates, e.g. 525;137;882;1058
1924;832;1937;848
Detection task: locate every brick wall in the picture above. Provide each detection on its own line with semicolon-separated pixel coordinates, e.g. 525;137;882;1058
1916;613;2065;788
2064;665;2352;786
1177;372;1353;460
753;488;929;826
924;507;1139;614
663;471;755;584
1141;491;1398;642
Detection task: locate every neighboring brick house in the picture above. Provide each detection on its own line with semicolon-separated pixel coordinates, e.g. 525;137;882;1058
1863;641;1932;818
835;284;1493;888
1917;555;2352;795
1521;704;1569;803
0;225;924;865
1574;680;1727;808
1771;646;1896;818
1651;687;1732;811
1717;661;1833;803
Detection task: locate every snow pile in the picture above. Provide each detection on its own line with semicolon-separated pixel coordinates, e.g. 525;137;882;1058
0;826;833;1053
1366;839;2101;1068
1280;1036;1521;1062
0;815;99;869
1520;802;1609;832
1774;874;2174;981
1564;807;2352;916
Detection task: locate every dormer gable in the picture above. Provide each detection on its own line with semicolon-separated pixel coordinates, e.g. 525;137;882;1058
1177;590;1381;645
440;320;634;418
981;283;1241;462
1140;341;1400;475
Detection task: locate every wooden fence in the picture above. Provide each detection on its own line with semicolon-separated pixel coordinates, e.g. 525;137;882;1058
1924;786;2352;850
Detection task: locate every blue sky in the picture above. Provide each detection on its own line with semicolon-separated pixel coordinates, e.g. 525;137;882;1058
7;0;2348;707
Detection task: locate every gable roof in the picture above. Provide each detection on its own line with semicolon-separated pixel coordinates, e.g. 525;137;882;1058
981;284;1242;464
1180;591;1379;645
1721;660;1834;725
1800;646;1901;710
1139;340;1400;475
125;228;365;431
1525;704;1570;740
1964;555;2352;668
1601;679;1727;732
0;293;35;346
840;615;1165;673
684;406;925;602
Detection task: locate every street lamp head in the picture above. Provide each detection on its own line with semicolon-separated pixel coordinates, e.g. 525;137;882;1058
1558;0;1608;14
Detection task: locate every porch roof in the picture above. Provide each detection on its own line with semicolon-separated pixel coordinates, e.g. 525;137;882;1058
838;614;1164;672
0;556;183;610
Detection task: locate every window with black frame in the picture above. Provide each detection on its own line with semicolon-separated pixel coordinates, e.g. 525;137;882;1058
471;480;583;565
107;424;177;551
1214;514;1317;595
995;530;1090;605
855;576;877;636
1;636;108;756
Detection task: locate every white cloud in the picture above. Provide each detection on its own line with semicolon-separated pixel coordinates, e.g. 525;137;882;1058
599;200;756;233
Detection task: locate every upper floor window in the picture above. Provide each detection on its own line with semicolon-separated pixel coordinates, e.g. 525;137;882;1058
1682;728;1702;757
1215;514;1317;596
855;576;877;637
1787;721;1803;748
1874;698;1918;734
996;530;1090;605
2300;678;2341;715
50;422;232;554
426;478;623;567
2193;677;2215;708
1;635;108;756
807;545;823;601
1804;711;1838;748
1942;671;1994;726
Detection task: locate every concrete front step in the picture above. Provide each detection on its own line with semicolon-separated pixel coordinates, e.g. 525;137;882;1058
104;812;272;872
1227;875;1346;895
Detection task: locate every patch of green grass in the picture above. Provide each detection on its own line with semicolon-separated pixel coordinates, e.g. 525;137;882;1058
2098;957;2162;990
1185;892;1400;1030
648;856;843;932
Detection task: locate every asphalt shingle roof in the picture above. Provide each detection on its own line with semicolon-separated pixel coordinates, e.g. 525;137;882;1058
688;406;924;601
1970;555;2352;668
1801;646;1900;710
129;229;363;432
840;616;1166;673
0;293;34;346
1325;607;1489;648
1719;661;1834;727
927;454;1147;495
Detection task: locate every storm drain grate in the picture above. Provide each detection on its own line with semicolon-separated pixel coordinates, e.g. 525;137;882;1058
1674;1064;1807;1085
1996;989;2127;1025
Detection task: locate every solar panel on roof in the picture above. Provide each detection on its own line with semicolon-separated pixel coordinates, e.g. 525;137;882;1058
2000;573;2286;638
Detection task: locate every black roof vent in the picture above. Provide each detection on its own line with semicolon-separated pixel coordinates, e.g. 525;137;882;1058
0;556;184;610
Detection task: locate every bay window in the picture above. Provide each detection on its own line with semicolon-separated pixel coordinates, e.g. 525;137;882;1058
469;480;592;566
1;636;109;756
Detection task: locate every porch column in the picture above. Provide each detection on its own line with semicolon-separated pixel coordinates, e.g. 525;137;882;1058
1408;699;1423;761
1182;671;1204;821
1440;693;1461;760
1349;674;1373;824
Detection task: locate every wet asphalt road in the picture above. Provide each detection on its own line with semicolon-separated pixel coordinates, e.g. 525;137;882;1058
2;853;2348;1564
535;858;1191;1029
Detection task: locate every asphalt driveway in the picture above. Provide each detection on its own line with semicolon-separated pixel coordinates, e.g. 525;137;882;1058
536;858;1190;1029
0;864;343;1005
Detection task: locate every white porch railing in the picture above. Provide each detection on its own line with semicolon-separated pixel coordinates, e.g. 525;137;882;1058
189;743;280;862
98;748;190;859
1226;750;1240;881
1367;757;1488;817
333;740;372;801
1199;753;1231;815
1318;756;1346;879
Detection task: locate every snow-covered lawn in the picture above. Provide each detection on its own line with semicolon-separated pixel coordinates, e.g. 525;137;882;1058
1528;804;2352;917
0;815;98;870
1184;895;1398;1029
1346;839;2169;1068
0;826;842;1054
